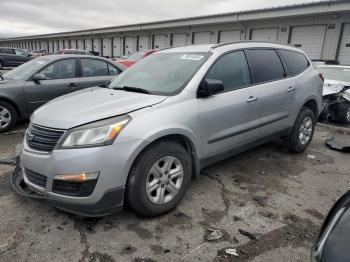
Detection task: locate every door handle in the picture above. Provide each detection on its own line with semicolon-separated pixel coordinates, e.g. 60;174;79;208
68;83;77;88
288;86;295;92
246;96;258;103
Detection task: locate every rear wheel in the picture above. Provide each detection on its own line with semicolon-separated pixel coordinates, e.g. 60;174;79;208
287;107;316;153
0;101;18;133
126;140;191;217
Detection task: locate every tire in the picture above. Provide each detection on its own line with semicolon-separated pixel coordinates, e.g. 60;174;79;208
287;107;316;153
126;140;191;217
0;100;18;133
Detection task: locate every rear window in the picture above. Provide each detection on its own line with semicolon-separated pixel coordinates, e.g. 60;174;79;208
245;49;285;84
279;49;309;76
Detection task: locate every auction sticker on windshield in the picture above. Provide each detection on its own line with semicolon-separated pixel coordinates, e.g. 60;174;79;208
179;54;204;61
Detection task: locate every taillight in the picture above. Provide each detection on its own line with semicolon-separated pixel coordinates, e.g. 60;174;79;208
319;73;324;82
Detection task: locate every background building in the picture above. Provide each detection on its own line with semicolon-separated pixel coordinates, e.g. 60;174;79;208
1;0;350;64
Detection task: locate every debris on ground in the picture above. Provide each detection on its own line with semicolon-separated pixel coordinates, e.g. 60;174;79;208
238;229;257;240
252;196;268;207
325;136;350;153
225;248;239;257
232;215;242;222
307;154;316;159
205;228;224;241
0;156;17;166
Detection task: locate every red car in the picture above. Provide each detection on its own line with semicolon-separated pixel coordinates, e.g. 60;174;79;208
113;49;157;67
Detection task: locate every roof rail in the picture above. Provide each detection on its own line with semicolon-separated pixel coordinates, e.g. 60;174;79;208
211;40;294;49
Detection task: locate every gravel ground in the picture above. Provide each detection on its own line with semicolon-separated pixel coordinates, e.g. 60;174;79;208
0;122;349;262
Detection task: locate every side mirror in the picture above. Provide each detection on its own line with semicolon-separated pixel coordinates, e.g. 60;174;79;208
198;79;224;97
32;73;47;83
27;53;32;57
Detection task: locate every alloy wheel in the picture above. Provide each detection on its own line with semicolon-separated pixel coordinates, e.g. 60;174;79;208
0;106;11;129
145;156;184;205
298;116;313;145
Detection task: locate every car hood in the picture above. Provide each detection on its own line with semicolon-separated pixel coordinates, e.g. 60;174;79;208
323;79;350;96
32;87;167;129
0;78;20;85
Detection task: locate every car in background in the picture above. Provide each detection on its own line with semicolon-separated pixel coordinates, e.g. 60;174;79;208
30;50;48;57
312;60;340;67
113;49;157;67
317;65;350;123
311;190;350;262
0;55;125;132
55;49;93;56
0;47;33;69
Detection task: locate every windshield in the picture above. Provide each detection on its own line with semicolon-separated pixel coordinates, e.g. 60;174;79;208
126;52;145;61
318;67;350;83
3;58;51;80
109;52;210;95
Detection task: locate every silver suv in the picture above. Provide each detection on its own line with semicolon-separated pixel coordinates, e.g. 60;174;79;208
20;42;323;217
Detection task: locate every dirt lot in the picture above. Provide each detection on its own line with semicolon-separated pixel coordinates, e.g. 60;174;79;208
0;122;349;262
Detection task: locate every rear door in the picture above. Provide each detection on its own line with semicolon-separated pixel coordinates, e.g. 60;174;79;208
75;57;121;89
24;58;78;113
245;49;294;136
198;51;261;157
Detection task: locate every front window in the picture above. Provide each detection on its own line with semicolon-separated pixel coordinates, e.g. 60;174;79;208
3;58;51;80
318;67;350;83
109;52;210;95
15;49;28;56
39;59;76;79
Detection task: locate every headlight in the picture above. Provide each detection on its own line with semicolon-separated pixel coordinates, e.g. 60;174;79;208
58;115;131;149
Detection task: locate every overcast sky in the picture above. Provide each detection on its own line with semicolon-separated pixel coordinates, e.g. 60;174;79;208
0;0;332;38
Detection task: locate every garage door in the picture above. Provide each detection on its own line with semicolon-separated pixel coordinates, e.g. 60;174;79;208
193;32;212;44
219;30;241;43
172;33;187;47
113;37;122;57
338;23;350;65
84;39;92;51
153;34;167;49
251;28;278;42
93;38;100;55
138;36;149;51
289;25;326;60
124;36;136;55
48;41;53;53
102;38;112;57
53;41;58;53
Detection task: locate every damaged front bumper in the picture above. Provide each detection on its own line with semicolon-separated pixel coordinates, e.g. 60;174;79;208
321;81;350;123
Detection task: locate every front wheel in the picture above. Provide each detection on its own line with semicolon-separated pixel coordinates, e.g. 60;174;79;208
0;101;18;133
287;107;316;153
126;140;191;217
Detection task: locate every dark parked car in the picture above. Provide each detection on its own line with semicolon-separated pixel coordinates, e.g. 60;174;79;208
311;190;350;262
0;47;33;69
0;55;125;132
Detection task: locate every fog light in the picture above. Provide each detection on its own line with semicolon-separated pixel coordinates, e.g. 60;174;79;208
54;172;99;182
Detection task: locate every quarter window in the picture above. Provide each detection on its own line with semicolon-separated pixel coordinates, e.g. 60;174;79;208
39;59;76;79
206;51;251;91
278;49;309;76
245;49;285;84
81;59;109;77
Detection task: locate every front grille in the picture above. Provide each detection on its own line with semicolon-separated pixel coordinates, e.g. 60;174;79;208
26;125;64;152
53;179;97;197
25;168;47;188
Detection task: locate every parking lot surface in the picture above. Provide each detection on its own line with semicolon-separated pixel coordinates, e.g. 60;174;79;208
0;122;349;262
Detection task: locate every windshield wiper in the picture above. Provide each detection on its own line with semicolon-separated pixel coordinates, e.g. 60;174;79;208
113;86;152;94
0;72;4;81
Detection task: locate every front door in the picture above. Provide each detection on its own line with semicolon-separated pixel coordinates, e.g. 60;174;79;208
24;58;77;113
198;51;261;157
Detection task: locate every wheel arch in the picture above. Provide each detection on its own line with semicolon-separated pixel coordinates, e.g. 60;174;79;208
123;131;201;187
302;98;319;118
0;96;22;118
